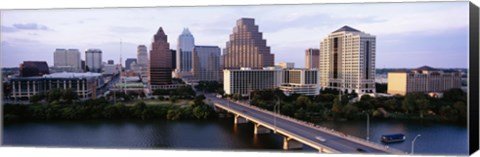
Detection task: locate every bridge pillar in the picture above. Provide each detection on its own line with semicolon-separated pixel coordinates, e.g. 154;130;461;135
254;124;271;134
234;115;248;124
283;137;303;150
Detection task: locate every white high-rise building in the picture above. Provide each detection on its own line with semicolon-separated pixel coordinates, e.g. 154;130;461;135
319;26;376;94
192;46;221;82
176;28;195;74
85;49;103;73
137;45;148;67
53;49;81;71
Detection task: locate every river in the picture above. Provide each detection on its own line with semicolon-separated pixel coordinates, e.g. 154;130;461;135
2;118;467;155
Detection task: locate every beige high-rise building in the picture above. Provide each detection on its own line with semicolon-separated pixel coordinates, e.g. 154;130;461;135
222;18;274;69
387;66;462;96
319;26;376;94
305;48;320;69
53;48;82;72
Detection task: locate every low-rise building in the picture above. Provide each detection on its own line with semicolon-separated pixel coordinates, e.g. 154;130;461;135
387;66;462;96
10;72;104;100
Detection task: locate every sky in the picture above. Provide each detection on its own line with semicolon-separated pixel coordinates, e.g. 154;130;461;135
0;1;470;69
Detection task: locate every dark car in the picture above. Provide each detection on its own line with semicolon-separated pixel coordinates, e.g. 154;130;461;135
356;148;367;153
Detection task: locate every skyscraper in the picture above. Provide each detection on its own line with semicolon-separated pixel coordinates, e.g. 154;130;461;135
149;27;172;88
222;18;274;69
192;46;221;82
53;49;81;71
319;26;376;94
305;48;320;69
85;49;103;73
137;45;148;67
176;28;195;73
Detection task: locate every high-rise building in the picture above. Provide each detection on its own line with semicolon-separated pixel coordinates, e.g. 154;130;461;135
222;18;274;69
192;46;221;82
176;28;195;73
170;49;176;69
305;48;320;69
149;27;172;88
387;66;462;96
137;45;148;67
125;58;137;70
19;61;50;77
53;49;81;71
107;60;114;65
85;49;103;73
319;26;376;94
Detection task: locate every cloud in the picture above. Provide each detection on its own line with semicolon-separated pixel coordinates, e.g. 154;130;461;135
1;25;18;33
1;23;51;33
13;23;50;30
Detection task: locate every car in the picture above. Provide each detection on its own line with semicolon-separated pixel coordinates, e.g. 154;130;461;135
315;136;326;142
356;148;367;153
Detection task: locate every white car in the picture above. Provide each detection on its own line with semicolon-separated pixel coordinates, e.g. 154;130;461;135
316;136;327;142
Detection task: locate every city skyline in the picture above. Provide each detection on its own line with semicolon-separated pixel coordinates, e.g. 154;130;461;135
0;2;469;68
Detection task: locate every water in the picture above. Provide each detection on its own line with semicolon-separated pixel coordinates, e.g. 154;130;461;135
2;118;467;155
317;119;468;155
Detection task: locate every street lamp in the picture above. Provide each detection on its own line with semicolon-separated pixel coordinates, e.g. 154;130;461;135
411;134;421;154
273;95;281;133
366;112;370;141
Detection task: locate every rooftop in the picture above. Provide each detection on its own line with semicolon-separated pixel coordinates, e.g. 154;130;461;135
44;72;102;78
333;26;361;33
415;65;437;71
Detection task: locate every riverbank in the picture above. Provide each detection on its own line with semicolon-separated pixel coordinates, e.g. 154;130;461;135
3;98;217;123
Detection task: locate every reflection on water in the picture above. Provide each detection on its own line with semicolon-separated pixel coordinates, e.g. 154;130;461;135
3;118;467;155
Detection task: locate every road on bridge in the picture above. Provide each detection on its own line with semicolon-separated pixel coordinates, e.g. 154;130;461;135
205;94;404;154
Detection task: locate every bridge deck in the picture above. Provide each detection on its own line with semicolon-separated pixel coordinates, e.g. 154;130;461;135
206;94;406;154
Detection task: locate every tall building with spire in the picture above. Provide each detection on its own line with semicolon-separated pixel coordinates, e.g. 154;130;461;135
319;26;376;94
149;27;172;88
176;28;195;75
222;18;274;69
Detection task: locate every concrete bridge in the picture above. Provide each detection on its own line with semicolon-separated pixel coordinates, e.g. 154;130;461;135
206;94;406;154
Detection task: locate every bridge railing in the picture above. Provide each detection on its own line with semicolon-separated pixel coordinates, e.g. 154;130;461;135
226;100;406;154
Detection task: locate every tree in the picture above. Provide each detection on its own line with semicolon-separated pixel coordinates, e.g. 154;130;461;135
294;108;307;120
416;99;430;118
295;95;311;109
343;103;359;118
193;95;206;107
332;97;344;113
47;88;63;103
166;109;182;120
453;101;467;123
402;95;416;113
384;99;398;111
30;92;46;103
193;105;213;119
62;88;78;103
